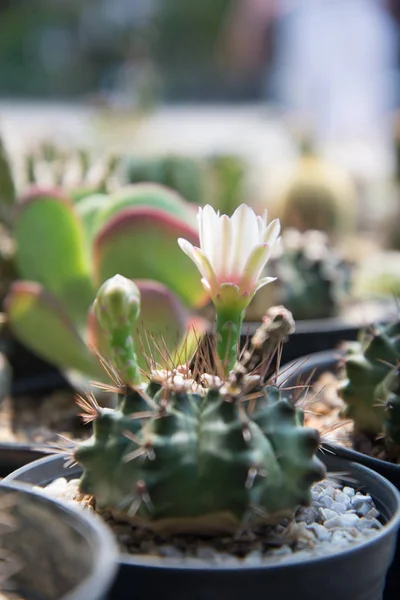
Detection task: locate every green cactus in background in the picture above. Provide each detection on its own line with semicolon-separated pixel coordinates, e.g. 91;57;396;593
275;229;352;320
5;184;208;386
272;148;355;239
23;142;121;202
340;320;400;455
123;155;205;205
75;276;325;532
206;153;246;215
122;153;247;214
249;229;352;322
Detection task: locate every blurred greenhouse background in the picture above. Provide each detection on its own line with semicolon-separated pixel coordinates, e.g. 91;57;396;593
1;0;400;400
0;0;400;224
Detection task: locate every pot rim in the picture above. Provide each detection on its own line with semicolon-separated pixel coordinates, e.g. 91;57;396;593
0;478;118;600
3;453;400;573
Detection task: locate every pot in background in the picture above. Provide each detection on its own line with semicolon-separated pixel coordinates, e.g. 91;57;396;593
278;350;400;600
0;479;118;600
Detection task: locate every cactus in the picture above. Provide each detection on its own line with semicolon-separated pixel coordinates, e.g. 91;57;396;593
5;184;208;386
271;147;355;238
273;229;352;320
75;275;325;533
123;155;205;205
22;142;121;201
340;320;400;456
122;153;247;213
206;153;246;216
246;229;352;322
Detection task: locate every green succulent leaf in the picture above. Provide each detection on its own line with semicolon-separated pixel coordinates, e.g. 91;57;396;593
5;281;103;379
94;184;197;233
14;188;94;326
94;207;208;308
74;193;110;246
0;137;16;228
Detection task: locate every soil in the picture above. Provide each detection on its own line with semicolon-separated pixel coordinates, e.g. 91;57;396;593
302;372;400;464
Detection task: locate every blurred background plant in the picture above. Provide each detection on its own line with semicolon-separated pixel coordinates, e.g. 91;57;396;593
0;0;398;412
4;183;209;389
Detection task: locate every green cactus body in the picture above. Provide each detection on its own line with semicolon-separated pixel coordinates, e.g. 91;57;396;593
274;230;352;321
123;155;205;206
75;278;324;534
341;321;400;440
376;367;400;446
76;380;323;532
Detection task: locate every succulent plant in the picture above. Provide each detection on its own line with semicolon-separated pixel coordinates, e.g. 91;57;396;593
123;153;247;214
123;155;205;205
273;229;352;320
246;229;352;322
271;147;355;238
340;320;400;455
74;267;325;534
5;184;208;385
206;153;246;215
22;142;121;201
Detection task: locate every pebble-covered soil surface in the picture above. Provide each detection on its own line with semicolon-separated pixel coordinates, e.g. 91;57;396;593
40;476;382;566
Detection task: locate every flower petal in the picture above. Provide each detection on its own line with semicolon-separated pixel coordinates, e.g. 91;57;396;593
178;238;214;284
253;276;277;294
198;205;217;263
218;214;232;280
240;243;272;292
264;219;281;246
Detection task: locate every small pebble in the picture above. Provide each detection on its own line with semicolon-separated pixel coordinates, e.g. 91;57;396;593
351;495;372;510
334;492;351;506
306;523;331;542
319;508;338;521
356;518;382;532
243;550;263;565
331;502;347;514
159;546;184;559
196;547;217;561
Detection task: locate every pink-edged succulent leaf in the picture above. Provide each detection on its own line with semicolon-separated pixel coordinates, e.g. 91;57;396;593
93;206;209;308
94;183;197;233
87;279;188;372
5;281;104;379
14;187;94;325
74;193;109;244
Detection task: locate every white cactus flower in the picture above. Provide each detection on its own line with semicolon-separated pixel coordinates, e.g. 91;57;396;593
178;204;280;310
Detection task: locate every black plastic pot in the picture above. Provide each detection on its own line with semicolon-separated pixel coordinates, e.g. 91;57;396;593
0;442;49;477
241;317;361;365
3;453;400;600
278;350;400;600
1;334;71;396
242;296;395;365
0;479;118;600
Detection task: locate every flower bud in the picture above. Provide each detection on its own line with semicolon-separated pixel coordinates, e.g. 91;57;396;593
94;274;140;332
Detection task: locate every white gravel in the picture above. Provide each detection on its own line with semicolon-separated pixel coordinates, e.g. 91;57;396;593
37;477;383;566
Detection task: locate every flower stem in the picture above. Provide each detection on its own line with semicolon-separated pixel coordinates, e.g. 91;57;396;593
216;308;243;372
109;325;142;388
